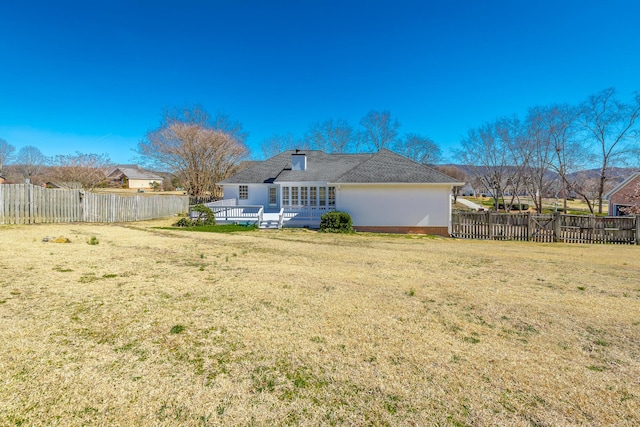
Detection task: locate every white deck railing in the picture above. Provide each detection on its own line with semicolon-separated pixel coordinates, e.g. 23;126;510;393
211;205;263;223
203;202;335;228
278;208;285;229
208;198;237;207
282;206;335;220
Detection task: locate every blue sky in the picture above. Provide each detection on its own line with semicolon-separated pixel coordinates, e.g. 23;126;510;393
1;0;639;164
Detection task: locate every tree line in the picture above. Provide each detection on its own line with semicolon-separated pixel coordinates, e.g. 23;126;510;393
0;143;113;190
261;110;442;164
458;87;640;214
1;87;638;208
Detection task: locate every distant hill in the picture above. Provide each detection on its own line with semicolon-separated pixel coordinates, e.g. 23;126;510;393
438;164;639;183
437;164;640;196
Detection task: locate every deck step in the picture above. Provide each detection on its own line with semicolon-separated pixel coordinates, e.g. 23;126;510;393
259;220;280;229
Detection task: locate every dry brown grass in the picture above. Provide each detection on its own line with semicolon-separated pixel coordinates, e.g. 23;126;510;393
1;220;639;426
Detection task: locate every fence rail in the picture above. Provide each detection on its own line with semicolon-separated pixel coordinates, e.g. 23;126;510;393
0;184;189;224
452;211;640;244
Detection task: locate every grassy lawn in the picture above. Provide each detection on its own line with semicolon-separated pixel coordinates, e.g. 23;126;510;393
461;196;609;215
1;219;638;426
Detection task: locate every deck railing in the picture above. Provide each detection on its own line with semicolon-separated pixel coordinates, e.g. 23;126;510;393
282;206;335;220
278;208;285;229
203;203;334;227
207;198;237;207
210;205;263;223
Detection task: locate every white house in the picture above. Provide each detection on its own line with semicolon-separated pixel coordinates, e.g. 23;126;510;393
217;149;462;235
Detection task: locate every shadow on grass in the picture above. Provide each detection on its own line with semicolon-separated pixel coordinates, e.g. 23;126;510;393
159;224;259;233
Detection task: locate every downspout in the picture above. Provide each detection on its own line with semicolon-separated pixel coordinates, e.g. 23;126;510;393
448;184;453;236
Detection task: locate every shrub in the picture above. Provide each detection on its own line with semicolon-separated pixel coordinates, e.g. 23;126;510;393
191;204;216;226
319;211;353;233
174;205;216;227
173;217;193;227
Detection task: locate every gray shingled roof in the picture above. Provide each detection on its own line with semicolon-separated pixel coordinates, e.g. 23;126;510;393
108;165;163;181
219;149;461;185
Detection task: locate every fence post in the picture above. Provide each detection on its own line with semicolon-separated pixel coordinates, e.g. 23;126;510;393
553;212;561;242
635;215;640;245
451;212;458;237
527;212;532;241
487;211;493;240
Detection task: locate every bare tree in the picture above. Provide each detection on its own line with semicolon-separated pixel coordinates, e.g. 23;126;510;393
519;107;560;213
0;138;15;174
305;119;356;153
394;133;442;164
458;120;512;211
261;133;299;159
495;116;530;209
50;152;113;190
137;106;248;197
15;145;48;183
580;88;640;213
210;112;250;146
359;110;400;151
542;104;590;212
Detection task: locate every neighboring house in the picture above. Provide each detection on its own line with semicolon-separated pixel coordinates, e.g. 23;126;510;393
605;172;640;215
45;181;83;189
217;149;463;235
107;165;163;190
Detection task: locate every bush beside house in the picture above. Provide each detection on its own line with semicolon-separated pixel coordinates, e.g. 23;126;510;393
320;211;353;233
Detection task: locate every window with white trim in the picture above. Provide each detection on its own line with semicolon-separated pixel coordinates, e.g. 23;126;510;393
268;186;277;206
291;186;299;205
328;186;335;206
239;185;248;200
309;187;317;206
319;187;326;206
282;186;289;206
300;187;308;206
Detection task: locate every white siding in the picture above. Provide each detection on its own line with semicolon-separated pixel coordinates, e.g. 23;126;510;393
225;184;270;206
128;179;162;189
337;184;452;227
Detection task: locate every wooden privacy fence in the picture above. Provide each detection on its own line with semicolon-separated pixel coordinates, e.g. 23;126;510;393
452;211;640;244
0;184;189;224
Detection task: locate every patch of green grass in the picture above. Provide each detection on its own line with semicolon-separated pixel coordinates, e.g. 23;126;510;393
170;324;185;334
79;273;99;283
53;266;73;272
384;395;401;414
310;336;326;344
87;236;99;245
